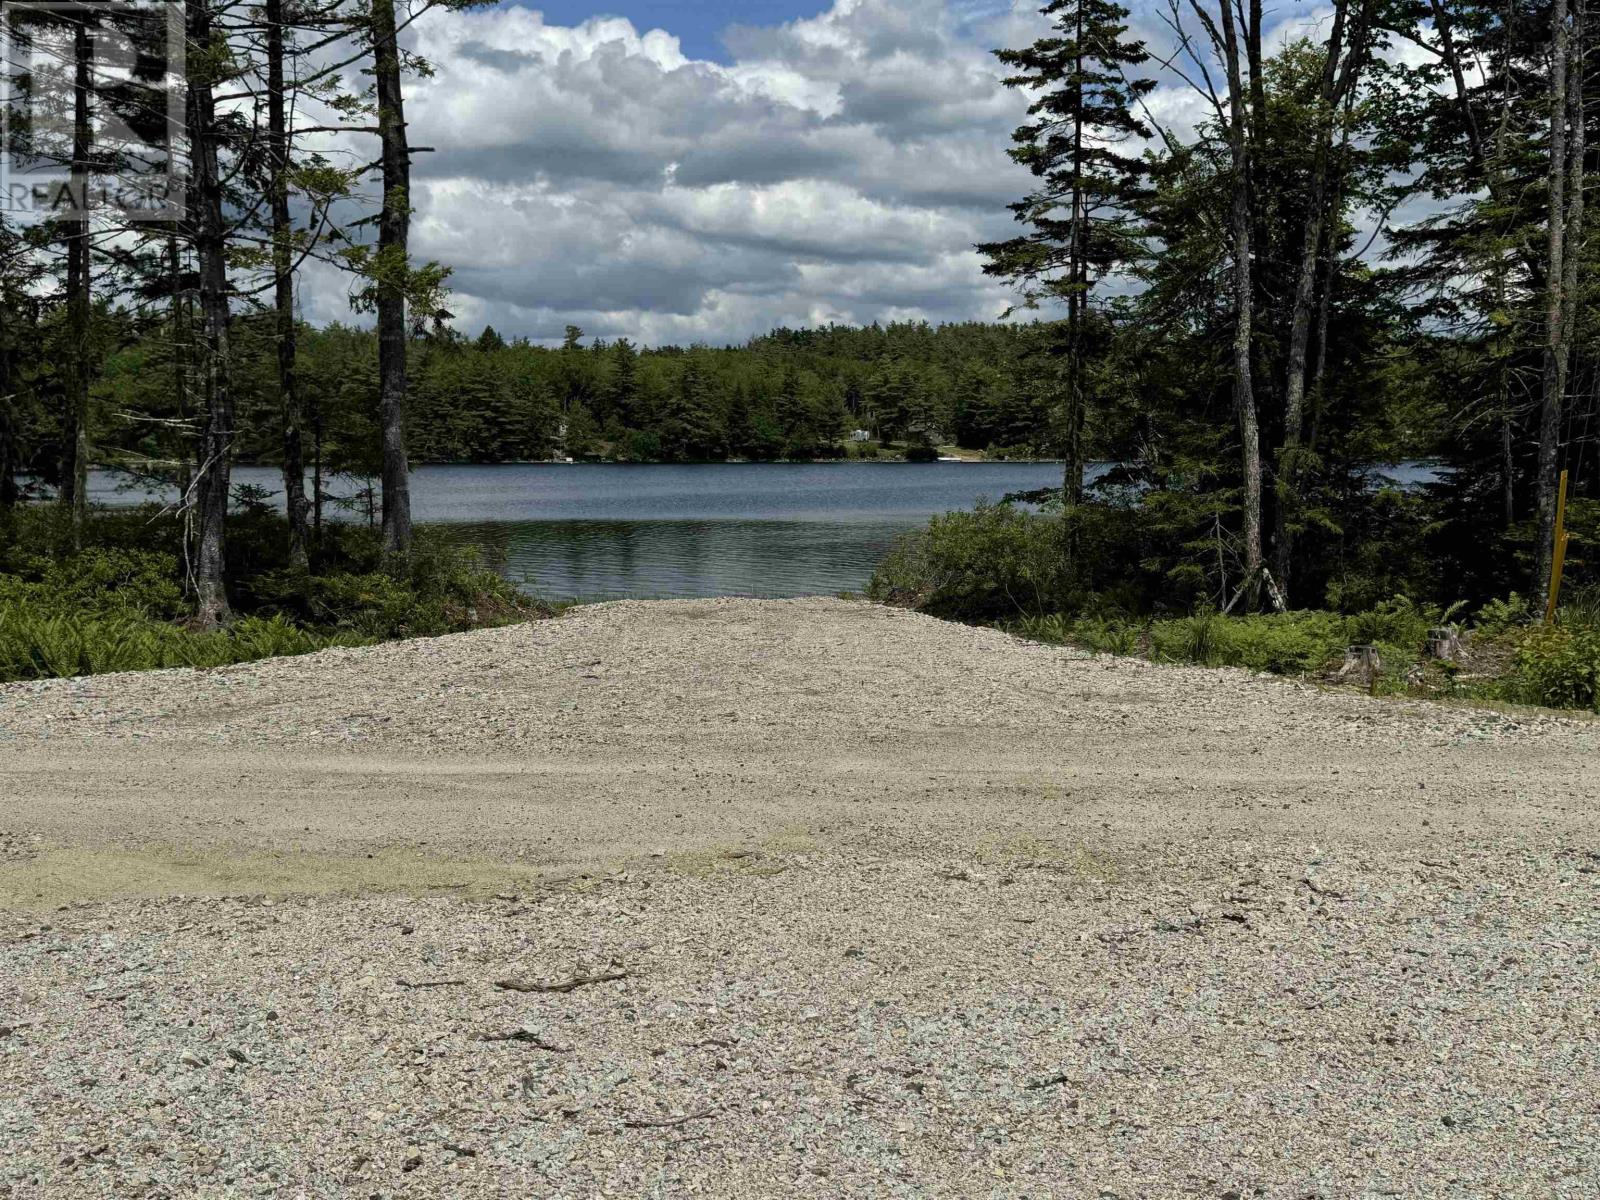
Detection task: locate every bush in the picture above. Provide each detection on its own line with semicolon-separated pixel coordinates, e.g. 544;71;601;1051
1560;583;1600;631
0;508;544;682
0;547;187;620
1506;626;1600;711
868;503;1067;618
1475;593;1534;636
1150;610;1350;673
254;533;533;639
1018;602;1442;678
0;601;369;683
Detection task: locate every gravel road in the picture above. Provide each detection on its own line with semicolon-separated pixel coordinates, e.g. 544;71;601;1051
1;597;1596;1198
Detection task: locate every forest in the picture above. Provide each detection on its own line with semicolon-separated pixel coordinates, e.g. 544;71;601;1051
0;0;1598;706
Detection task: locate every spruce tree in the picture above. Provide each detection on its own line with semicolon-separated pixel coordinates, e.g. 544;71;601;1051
980;0;1153;578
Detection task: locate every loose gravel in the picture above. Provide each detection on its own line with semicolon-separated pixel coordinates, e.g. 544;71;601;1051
0;597;1596;1198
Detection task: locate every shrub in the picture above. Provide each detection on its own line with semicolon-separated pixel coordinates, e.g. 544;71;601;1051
1475;593;1533;636
1505;626;1600;711
868;503;1066;618
1150;610;1349;674
0;600;370;683
249;529;534;639
0;508;542;682
1345;596;1436;652
0;547;186;620
1560;584;1600;631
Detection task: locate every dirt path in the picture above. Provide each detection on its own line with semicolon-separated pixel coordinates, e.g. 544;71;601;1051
1;598;1596;1197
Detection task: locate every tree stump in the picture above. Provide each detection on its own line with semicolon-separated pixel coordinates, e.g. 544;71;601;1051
1341;645;1381;684
1427;627;1463;660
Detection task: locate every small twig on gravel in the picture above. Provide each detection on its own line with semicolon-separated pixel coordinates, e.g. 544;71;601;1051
623;1108;715;1129
1024;1073;1075;1090
494;970;629;994
396;978;468;990
1301;875;1348;898
480;1028;573;1052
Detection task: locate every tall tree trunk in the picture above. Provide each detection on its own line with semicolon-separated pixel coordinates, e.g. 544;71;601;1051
1493;262;1516;527
189;0;234;629
1217;0;1263;605
0;243;14;510
61;17;93;547
311;391;324;536
1272;0;1360;601
0;312;13;511
167;232;192;498
1062;3;1086;582
1559;0;1586;361
370;0;413;562
1307;121;1350;457
1536;0;1577;594
1308;251;1334;454
266;0;309;571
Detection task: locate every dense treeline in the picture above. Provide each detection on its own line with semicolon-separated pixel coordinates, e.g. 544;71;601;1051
93;319;1056;477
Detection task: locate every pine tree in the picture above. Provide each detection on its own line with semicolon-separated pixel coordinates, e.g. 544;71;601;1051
981;0;1153;575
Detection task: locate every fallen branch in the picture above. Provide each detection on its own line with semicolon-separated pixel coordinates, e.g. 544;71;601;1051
1024;1073;1075;1091
624;1108;715;1129
1301;875;1348;899
494;970;629;994
396;978;468;990
480;1027;573;1052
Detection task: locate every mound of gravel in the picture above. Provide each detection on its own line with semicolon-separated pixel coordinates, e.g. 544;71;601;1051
1;598;1596;1197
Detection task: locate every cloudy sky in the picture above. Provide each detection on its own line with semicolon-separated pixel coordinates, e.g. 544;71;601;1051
299;0;1059;345
303;0;1354;347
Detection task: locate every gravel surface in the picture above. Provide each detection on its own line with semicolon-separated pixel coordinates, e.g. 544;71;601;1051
1;597;1596;1197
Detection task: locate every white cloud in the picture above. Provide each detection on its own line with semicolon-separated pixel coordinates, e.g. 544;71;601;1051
387;0;1046;344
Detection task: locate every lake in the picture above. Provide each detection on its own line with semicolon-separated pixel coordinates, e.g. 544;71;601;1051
88;462;1067;600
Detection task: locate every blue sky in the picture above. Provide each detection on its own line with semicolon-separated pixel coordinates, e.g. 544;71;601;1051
508;1;834;61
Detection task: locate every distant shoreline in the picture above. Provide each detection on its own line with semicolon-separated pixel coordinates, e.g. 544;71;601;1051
217;457;1072;469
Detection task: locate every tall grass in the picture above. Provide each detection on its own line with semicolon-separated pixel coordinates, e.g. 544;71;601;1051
0;508;545;684
0;604;372;683
1016;602;1438;677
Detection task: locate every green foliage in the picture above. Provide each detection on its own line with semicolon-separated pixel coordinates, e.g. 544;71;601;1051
868;503;1068;618
0;512;541;683
85;320;1049;472
1010;589;1600;713
1559;584;1600;631
1505;627;1600;712
267;537;530;640
0;603;370;683
0;547;186;620
1152;611;1352;674
1474;593;1534;636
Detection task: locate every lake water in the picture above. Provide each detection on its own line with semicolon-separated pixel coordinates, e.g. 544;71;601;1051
85;460;1442;601
88;462;1067;600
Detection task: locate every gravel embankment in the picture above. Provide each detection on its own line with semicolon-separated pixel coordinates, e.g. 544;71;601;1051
1;597;1596;1197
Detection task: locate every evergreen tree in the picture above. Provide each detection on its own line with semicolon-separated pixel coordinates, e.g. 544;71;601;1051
980;0;1154;563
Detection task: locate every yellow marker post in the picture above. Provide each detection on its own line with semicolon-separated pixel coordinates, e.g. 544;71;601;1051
1544;469;1571;624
